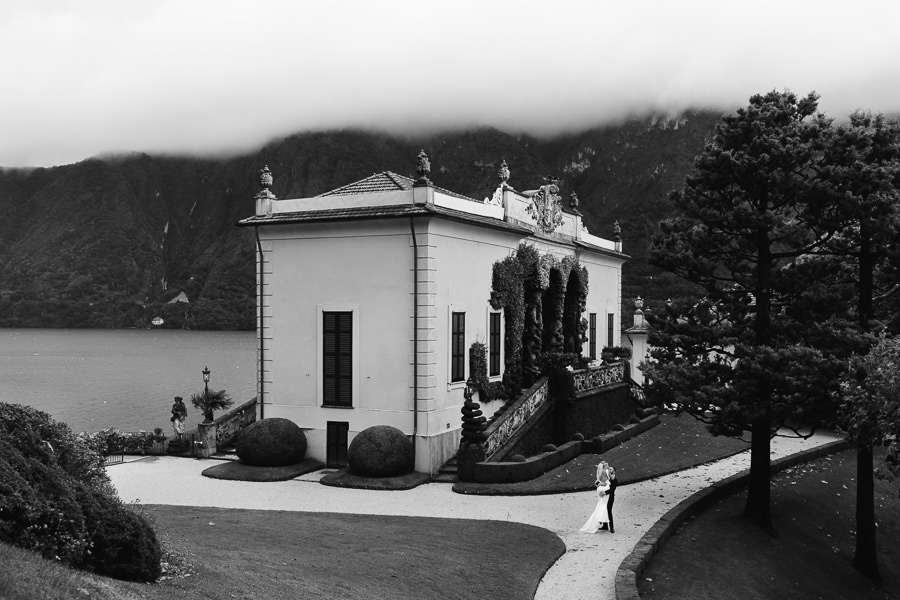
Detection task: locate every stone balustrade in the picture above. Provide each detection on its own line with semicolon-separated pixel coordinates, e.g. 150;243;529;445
573;361;626;394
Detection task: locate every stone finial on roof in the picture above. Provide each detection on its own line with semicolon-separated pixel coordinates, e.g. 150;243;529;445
254;164;276;215
259;165;273;190
414;149;432;186
569;191;582;214
498;159;510;185
634;296;644;311
613;219;622;241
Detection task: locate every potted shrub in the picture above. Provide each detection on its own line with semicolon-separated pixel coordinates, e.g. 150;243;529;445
190;389;233;423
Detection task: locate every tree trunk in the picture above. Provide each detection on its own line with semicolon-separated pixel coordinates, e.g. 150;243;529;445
854;442;880;580
853;235;880;580
744;416;772;529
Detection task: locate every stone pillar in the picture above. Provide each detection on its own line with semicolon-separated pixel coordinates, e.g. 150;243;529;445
197;422;217;458
624;297;649;384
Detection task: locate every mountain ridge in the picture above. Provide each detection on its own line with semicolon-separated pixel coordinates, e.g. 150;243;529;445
0;112;721;329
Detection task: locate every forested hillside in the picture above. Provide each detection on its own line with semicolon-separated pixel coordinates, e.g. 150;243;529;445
0;112;721;329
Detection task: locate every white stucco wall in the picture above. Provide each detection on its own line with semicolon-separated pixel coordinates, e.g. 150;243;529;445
254;209;626;474
260;219;415;464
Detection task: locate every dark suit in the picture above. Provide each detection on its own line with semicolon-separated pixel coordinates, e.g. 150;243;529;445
606;478;618;532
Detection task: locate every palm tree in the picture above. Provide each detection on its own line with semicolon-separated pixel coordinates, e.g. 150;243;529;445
190;389;233;423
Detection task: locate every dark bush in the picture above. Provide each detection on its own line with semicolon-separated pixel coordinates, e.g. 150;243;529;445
236;418;307;467
90;505;162;582
348;426;413;477
542;444;558;452
0;403;161;582
510;454;526;462
571;433;585;441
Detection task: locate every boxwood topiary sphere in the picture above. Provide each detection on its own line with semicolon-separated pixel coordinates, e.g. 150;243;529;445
236;418;306;467
347;425;414;477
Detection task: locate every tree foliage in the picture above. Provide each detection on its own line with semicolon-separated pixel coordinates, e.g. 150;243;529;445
645;90;841;528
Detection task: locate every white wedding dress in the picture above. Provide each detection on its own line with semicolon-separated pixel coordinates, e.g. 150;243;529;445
579;481;610;532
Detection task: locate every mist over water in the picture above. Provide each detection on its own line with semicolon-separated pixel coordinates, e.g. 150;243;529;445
0;328;256;433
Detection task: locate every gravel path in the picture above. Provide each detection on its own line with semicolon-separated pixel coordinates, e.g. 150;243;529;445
107;429;843;600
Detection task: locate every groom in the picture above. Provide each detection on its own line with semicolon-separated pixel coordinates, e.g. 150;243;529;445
599;466;618;533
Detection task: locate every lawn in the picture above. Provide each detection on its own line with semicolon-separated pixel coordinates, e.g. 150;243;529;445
0;506;564;600
638;449;900;600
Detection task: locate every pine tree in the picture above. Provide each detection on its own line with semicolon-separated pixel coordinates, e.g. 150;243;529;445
645;90;838;529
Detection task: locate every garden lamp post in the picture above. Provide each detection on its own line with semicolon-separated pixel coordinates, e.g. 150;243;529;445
202;366;211;422
464;375;477;403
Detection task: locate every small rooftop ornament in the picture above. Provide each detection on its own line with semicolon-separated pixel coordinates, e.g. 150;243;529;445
498;159;510;186
634;296;644;311
569;191;581;214
414;149;432;186
255;165;276;201
259;165;273;190
613;220;622;241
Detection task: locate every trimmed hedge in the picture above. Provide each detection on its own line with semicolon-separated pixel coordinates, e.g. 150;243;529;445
348;426;414;477
236;418;307;467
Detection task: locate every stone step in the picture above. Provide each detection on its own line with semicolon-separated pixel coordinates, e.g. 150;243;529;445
430;472;458;483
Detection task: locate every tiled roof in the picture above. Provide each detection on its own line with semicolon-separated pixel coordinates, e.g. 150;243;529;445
319;172;413;196
319;171;480;203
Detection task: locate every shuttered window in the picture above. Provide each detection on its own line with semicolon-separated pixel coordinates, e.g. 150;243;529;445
589;313;597;360
451;312;465;383
323;311;352;407
607;313;615;349
489;312;501;377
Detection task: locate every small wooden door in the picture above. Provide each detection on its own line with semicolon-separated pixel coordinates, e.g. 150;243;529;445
326;421;349;467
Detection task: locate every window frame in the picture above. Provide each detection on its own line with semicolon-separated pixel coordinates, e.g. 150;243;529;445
607;312;615;349
589;312;597;360
317;304;360;408
488;310;502;378
450;310;466;384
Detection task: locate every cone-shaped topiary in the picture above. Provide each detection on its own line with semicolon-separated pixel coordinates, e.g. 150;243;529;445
236;418;307;467
347;425;414;477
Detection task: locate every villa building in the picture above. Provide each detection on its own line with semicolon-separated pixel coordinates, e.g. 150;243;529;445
237;153;629;474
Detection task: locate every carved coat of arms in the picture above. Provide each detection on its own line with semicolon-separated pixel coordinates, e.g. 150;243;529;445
526;177;563;234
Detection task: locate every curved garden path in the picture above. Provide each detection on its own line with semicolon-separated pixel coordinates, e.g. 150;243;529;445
107;429;843;600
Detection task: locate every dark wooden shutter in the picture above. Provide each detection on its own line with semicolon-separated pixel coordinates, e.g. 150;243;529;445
589;313;597;359
323;311;352;406
489;312;501;376
451;312;465;382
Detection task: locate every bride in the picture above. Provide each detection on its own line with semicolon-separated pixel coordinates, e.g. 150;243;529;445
579;461;611;533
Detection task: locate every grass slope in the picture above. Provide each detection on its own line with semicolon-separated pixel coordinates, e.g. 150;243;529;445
454;412;749;495
0;506;564;600
639;449;899;600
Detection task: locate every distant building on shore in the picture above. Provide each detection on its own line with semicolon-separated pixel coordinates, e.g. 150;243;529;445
237;154;628;474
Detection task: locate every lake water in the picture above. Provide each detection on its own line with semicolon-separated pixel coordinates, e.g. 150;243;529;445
0;328;257;434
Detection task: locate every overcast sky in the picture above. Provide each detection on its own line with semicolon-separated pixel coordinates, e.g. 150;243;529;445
3;0;899;168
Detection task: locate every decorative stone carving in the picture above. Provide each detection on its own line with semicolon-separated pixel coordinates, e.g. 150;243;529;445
483;379;550;459
613;220;622;241
635;296;644;311
569;191;581;214
573;362;626;393
259;165;273;190
498;159;510;185
415;149;431;184
525;177;564;234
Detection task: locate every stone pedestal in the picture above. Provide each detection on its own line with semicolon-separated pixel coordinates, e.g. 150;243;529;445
197;422;218;458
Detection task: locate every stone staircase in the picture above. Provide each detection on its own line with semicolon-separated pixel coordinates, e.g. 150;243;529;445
431;455;458;483
210;444;240;461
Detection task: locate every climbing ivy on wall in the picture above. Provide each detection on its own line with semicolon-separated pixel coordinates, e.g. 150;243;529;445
489;243;590;393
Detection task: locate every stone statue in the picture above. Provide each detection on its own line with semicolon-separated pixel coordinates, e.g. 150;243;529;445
416;149;431;181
